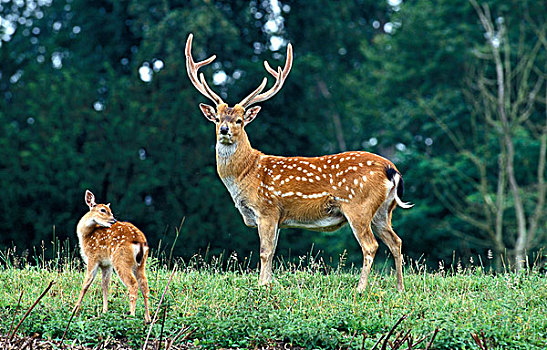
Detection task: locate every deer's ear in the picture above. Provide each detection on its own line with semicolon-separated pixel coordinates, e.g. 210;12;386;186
199;103;218;123
244;106;261;124
85;190;96;209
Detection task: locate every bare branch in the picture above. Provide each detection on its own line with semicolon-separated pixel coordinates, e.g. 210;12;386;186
527;81;547;246
517;76;544;124
432;182;492;233
417;97;465;151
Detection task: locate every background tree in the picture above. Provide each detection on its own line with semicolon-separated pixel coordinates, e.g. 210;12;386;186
0;0;545;268
351;0;545;267
463;0;545;268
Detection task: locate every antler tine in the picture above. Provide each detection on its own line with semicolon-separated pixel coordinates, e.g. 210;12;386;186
239;43;293;108
264;61;278;77
185;34;224;106
237;77;268;107
264;43;293;79
199;73;225;105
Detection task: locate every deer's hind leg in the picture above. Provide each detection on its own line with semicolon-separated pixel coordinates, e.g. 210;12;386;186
100;266;113;312
112;248;139;317
342;203;379;292
373;201;405;292
135;247;151;323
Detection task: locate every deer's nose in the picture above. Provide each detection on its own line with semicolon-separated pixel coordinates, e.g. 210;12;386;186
219;125;229;135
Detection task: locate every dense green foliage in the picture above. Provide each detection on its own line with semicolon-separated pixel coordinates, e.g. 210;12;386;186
0;0;545;266
0;250;545;349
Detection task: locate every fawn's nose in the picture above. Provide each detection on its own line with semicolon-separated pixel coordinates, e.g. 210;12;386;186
219;125;229;135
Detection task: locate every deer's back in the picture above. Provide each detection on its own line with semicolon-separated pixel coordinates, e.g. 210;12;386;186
82;222;148;262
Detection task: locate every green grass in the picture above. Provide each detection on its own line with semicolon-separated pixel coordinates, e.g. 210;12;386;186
0;250;545;349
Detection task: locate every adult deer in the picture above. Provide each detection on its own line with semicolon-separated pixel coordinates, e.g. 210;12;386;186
73;190;151;322
185;34;412;292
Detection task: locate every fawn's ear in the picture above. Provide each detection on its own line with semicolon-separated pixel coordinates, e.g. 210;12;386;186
106;203;111;208
85;190;96;210
199;103;218;123
244;106;261;124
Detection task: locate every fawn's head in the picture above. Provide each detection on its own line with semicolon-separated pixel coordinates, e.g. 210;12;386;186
185;34;292;146
84;190;117;228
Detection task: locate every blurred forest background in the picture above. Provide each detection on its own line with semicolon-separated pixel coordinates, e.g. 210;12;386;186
0;0;545;269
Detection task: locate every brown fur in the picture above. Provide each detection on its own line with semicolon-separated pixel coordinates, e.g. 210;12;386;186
186;34;411;292
74;190;151;322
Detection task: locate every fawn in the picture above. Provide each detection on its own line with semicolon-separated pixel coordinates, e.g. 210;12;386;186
186;34;412;292
73;190;151;322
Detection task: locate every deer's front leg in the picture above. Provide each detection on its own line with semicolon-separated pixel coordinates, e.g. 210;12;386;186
73;262;99;313
257;217;279;286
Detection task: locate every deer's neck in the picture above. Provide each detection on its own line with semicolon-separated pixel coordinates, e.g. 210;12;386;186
216;134;261;181
76;213;97;242
76;213;98;264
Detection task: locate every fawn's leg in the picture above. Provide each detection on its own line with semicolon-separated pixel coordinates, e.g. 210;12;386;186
100;266;113;312
73;262;99;313
113;249;139;316
135;249;151;323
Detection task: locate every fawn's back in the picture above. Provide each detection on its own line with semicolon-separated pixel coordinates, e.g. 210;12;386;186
82;221;148;267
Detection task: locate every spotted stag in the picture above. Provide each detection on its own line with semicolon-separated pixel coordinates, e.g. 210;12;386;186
185;34;413;292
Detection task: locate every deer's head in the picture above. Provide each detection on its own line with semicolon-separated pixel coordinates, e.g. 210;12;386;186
185;34;292;146
84;190;117;228
198;103;261;145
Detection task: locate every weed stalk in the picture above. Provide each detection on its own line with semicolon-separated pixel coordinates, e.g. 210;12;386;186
9;280;55;341
143;265;177;350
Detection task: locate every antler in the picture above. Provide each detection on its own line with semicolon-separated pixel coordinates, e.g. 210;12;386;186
238;43;293;108
185;34;225;106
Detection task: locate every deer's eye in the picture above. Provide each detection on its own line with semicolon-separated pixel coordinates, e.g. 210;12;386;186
236;119;243;124
215;117;220;123
100;208;107;213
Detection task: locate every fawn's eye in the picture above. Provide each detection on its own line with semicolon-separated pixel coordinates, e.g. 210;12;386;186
100;208;106;213
236;119;243;124
215;117;220;123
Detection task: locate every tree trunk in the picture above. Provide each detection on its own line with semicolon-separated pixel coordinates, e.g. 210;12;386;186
316;79;347;151
494;151;507;269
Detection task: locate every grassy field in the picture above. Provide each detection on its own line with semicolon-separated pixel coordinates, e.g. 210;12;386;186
0;249;545;349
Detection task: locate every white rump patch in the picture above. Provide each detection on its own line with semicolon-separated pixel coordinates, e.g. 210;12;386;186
384;179;394;197
389;173;414;209
131;243;141;260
